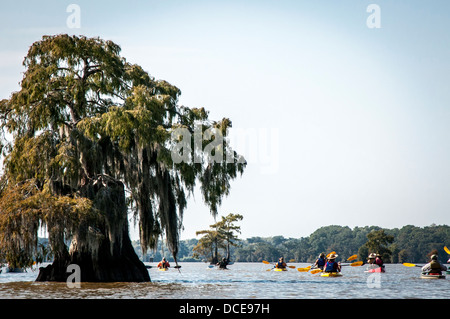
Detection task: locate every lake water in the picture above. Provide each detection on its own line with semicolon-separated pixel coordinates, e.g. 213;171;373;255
0;263;448;299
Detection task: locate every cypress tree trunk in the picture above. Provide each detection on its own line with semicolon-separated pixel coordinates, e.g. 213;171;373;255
36;176;150;282
36;232;149;282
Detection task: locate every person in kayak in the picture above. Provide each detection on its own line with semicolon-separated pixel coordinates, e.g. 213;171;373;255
366;253;385;272
157;257;170;269
217;257;229;270
367;253;376;265
275;257;287;270
421;254;447;275
374;254;384;268
324;254;341;273
313;253;326;270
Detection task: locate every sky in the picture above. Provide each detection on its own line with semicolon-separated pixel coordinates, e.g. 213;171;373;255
1;0;450;241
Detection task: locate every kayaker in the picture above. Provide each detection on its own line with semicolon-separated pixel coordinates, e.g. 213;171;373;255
367;253;376;264
375;254;384;268
217;257;229;269
421;254;447;275
157;257;170;269
323;254;341;273
314;253;326;270
275;257;287;269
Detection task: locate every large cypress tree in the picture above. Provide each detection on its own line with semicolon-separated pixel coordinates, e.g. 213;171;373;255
0;34;245;282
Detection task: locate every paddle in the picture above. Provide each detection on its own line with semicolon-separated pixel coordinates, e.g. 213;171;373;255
297;266;311;272
342;261;364;267
347;254;358;261
444;246;450;255
146;265;182;269
403;263;423;268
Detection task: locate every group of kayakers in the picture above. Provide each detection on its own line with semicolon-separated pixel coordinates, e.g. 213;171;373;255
155;251;448;275
311;253;342;273
274;252;341;273
156;257;230;270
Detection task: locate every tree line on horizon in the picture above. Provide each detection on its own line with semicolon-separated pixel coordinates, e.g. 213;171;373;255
134;224;450;264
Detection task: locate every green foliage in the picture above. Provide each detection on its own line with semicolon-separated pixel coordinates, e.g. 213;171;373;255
231;225;450;263
358;229;394;262
0;179;95;267
388;224;450;263
193;213;243;263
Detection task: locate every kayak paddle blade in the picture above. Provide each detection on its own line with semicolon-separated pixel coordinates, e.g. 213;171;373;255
350;261;363;267
297;267;310;272
403;263;417;267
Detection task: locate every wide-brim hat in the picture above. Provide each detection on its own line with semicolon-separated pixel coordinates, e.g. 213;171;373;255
368;253;376;259
328;253;338;259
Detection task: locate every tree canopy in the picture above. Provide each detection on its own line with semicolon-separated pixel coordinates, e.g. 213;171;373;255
193;213;243;263
358;229;394;262
229;225;450;264
0;34;245;280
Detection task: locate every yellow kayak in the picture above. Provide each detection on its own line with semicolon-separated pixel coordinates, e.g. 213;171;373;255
273;268;287;272
321;272;342;277
158;267;169;271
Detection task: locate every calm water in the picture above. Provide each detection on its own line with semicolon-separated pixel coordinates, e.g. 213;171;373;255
0;263;448;299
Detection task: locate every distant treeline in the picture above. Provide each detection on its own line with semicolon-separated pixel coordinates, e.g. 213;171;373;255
136;224;449;264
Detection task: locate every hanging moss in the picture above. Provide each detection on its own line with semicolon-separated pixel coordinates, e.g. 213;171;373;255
0;34;246;281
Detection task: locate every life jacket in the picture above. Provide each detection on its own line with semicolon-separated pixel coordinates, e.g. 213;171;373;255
429;261;442;274
317;257;326;267
276;262;286;269
325;261;338;272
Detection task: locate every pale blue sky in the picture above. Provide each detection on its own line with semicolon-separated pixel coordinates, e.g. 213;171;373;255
1;1;450;240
